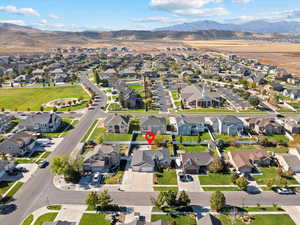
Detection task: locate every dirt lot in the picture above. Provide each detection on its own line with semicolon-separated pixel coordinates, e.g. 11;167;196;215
184;40;300;77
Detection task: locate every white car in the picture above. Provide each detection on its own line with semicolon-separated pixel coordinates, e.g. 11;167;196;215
92;172;103;184
276;187;295;195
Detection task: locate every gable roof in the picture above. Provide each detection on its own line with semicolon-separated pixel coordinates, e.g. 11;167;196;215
229;149;268;169
131;148;170;167
182;151;214;168
141;116;166;127
19;113;60;127
104;114;130;127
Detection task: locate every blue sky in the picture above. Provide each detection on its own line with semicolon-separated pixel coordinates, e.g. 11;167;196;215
0;0;299;31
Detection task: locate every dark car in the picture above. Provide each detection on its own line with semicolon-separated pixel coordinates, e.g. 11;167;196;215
38;160;49;168
179;174;193;183
0;204;17;214
16;167;28;173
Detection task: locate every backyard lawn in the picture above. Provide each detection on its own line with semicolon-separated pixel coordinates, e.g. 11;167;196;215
266;135;289;143
217;214;296;225
0;86;89;111
78;213;110;225
155;169;178;185
33;213;58;225
199;173;233;185
151;214;197;225
178;144;208;153
136;134;171;142
216;134;255;142
253;167;298;185
174;133;211;142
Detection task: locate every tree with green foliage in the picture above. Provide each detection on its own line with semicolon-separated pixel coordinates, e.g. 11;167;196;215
151;192;165;209
210;191;226;212
163;190;177;208
50;156;70;176
231;173;240;184
86;191;98;210
209;157;224;173
98;190;113;210
236;177;249;190
178;191;191;206
249;97;260;107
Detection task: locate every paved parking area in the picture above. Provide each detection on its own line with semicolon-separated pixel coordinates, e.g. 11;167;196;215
121;169;153;192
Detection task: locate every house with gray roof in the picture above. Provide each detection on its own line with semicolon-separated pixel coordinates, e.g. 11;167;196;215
104;114;130;133
175;115;207;136
83;145;120;172
0;114;15;134
276;148;300;173
140;116;167;134
208;115;244;136
181;151;214;174
181;84;222;109
19;113;61;133
131;148;170;172
0;131;37;157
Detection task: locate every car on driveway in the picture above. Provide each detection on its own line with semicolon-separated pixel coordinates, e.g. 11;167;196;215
179;174;193;183
92;172;103;184
38;160;49;168
276;187;295;195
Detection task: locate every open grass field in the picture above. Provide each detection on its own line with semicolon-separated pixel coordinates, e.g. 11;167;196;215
0;85;89;111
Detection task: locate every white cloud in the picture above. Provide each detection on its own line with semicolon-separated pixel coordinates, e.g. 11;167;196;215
131;16;186;23
149;0;228;17
48;14;61;19
232;0;252;3
0;5;40;16
0;20;26;26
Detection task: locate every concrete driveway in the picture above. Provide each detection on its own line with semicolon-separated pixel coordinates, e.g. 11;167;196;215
177;171;202;192
121;169;153;192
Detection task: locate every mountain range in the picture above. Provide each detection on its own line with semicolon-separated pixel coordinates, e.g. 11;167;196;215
156;20;300;34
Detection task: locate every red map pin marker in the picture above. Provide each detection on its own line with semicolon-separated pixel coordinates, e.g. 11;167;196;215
145;131;155;145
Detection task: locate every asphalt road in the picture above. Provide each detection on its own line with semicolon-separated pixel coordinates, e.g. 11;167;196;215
1;76;300;225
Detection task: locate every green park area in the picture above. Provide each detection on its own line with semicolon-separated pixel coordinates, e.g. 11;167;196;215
0;86;89;111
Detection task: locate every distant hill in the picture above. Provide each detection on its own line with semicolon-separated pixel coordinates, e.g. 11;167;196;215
156;20;300;34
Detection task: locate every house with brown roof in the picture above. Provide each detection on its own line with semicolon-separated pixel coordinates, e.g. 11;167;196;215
228;149;270;174
181;151;214;174
247;118;284;136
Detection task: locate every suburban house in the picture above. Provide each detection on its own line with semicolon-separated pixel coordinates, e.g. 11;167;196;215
283;89;300;100
197;214;222;225
0;160;13;180
0;114;16;134
228;149;270;174
131;148;170;172
19;113;62;133
175;115;207;136
0;131;37;157
104;114;130;133
276;148;300;173
140;116;167;134
247;118;284;136
181;151;214;174
83;145;120;173
285;119;300;134
181;84;223;109
208;115;244;136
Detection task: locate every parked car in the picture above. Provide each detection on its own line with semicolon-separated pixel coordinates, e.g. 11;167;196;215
16;167;28;173
179;174;193;183
92;172;103;184
38;160;49;168
0;204;16;214
276;187;295;195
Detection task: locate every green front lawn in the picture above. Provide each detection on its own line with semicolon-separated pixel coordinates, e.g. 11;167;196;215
155;169;178;185
153;186;178;192
171;90;180;101
21;215;34;225
178;144;209;153
199;173;232;185
253;167;298;185
202;187;240;191
33;213;58;225
0;181;15;195
0;86;89;111
151;214;196;225
79;213;110;225
1;181;24;203
103;133;132;142
217;214;296;225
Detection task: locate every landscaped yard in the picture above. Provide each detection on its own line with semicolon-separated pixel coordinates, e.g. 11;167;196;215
178;144;208;153
0;181;15;195
216;134;255;142
222;145;261;152
155;169;178;185
174;133;211;142
0;86;89;111
253;167;298;185
21;215;34;225
217;214;296;225
103;133;132;142
136;134;171;142
151;214;197;225
199;173;233;185
1;182;24;203
266;135;289;143
81;120;100;142
33;213;58;225
171;90;180;101
78;213;110;225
